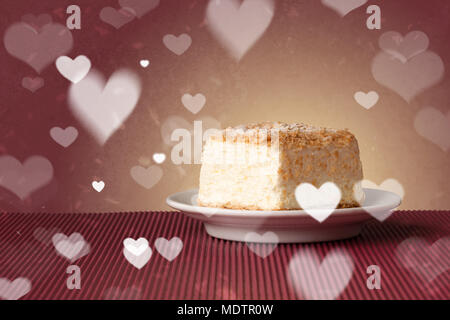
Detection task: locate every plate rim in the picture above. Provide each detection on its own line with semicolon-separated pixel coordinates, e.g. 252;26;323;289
166;188;402;218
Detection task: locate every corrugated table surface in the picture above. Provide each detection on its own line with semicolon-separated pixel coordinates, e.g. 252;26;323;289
0;210;448;300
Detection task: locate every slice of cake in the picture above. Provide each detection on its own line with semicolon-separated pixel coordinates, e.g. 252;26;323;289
197;122;364;210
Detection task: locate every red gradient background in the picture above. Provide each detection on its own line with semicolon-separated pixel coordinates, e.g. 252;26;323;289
1;0;450;212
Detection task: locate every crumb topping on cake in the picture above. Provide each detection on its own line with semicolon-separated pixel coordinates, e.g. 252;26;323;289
208;121;356;148
199;121;364;210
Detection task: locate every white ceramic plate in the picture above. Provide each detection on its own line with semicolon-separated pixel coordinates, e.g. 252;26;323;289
166;188;401;243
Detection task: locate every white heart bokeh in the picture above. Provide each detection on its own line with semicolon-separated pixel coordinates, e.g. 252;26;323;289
22;76;44;92
321;0;368;17
395;237;450;283
358;178;404;221
0;155;53;200
414;107;450;152
154;237;183;261
55;55;91;83
0;277;31;300
130;165;163;189
99;7;135;29
206;0;274;61
372;31;444;103
152;153;166;164
68;69;141;145
49;126;78;148
33;226;61;247
287;248;354;300
123;237;152;269
92;180;105;192
362;178;404;199
140;59;149;68
162;33;192;55
379;31;429;63
4;21;73;73
295;182;342;223
181;93;206;114
245;231;279;258
52;232;90;262
354;91;379;110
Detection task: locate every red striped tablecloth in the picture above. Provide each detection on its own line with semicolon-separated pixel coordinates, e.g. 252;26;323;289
0;210;448;300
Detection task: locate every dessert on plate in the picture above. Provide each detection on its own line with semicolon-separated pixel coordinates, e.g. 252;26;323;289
197;121;364;211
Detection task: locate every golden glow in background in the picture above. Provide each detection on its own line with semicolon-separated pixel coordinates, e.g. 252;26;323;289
1;0;449;212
